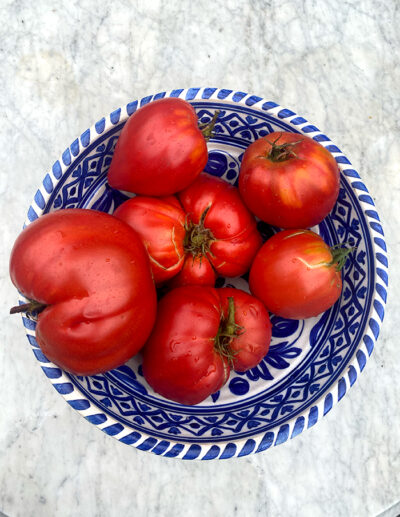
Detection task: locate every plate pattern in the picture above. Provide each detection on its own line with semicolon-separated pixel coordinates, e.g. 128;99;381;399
18;87;388;459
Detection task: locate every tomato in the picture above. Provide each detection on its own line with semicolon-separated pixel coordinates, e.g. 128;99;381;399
113;195;186;284
113;173;262;287
142;286;272;405
249;229;351;319
107;98;218;196
239;131;340;228
177;172;262;284
9;209;157;375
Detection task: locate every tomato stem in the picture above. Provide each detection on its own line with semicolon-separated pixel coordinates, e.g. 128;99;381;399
266;134;304;162
10;299;47;316
199;110;220;142
214;297;244;368
184;205;215;259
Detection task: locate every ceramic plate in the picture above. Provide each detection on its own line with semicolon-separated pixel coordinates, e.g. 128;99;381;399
17;87;388;459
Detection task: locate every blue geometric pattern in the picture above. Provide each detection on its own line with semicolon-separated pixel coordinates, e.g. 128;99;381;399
19;88;388;459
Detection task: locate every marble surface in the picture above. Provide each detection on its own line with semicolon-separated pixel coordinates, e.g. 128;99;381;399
0;1;399;516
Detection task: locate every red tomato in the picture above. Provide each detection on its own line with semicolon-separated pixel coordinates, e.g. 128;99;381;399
108;98;216;196
177;172;262;283
9;209;157;375
113;195;186;284
142;286;272;405
239;131;340;228
113;173;262;286
249;229;350;319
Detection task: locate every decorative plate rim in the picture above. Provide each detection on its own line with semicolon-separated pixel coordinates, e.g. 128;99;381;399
18;87;388;460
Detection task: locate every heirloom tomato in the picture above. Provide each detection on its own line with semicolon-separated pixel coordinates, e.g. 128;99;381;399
249;229;352;319
108;97;219;196
114;173;262;287
142;286;272;405
239;131;340;228
176;172;262;285
9;209;157;375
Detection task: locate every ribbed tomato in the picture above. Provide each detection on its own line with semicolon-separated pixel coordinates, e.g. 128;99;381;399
114;173;262;286
9;209;157;375
142;286;272;405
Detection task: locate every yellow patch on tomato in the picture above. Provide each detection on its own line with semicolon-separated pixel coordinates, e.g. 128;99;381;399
173;110;192;127
278;178;302;208
189;144;203;164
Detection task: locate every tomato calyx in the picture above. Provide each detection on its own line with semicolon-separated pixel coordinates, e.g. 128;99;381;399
265;134;304;162
198;110;221;142
329;244;355;271
214;297;244;367
184;205;215;260
10;299;47;317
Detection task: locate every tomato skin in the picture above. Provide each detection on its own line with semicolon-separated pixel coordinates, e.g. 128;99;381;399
113;195;186;284
218;288;271;371
249;229;342;319
107;98;208;196
239;132;340;228
168;254;217;289
178;173;262;282
9;209;157;375
142;286;272;404
142;286;230;405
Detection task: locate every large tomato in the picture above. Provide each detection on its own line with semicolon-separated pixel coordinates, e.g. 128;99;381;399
249;229;351;319
107;97;218;196
113;173;262;286
239;131;340;228
9;209;157;375
142;286;272;405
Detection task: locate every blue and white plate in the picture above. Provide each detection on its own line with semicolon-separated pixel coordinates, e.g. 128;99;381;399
18;88;388;460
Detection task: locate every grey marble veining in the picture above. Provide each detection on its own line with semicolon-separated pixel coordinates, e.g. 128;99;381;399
1;1;399;516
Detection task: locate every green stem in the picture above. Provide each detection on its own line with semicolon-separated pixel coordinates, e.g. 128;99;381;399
199;110;220;141
266;134;304;162
330;244;356;271
214;297;244;368
224;297;237;335
184;205;215;257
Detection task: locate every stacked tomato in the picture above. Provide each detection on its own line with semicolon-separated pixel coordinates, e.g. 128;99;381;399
9;97;351;405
